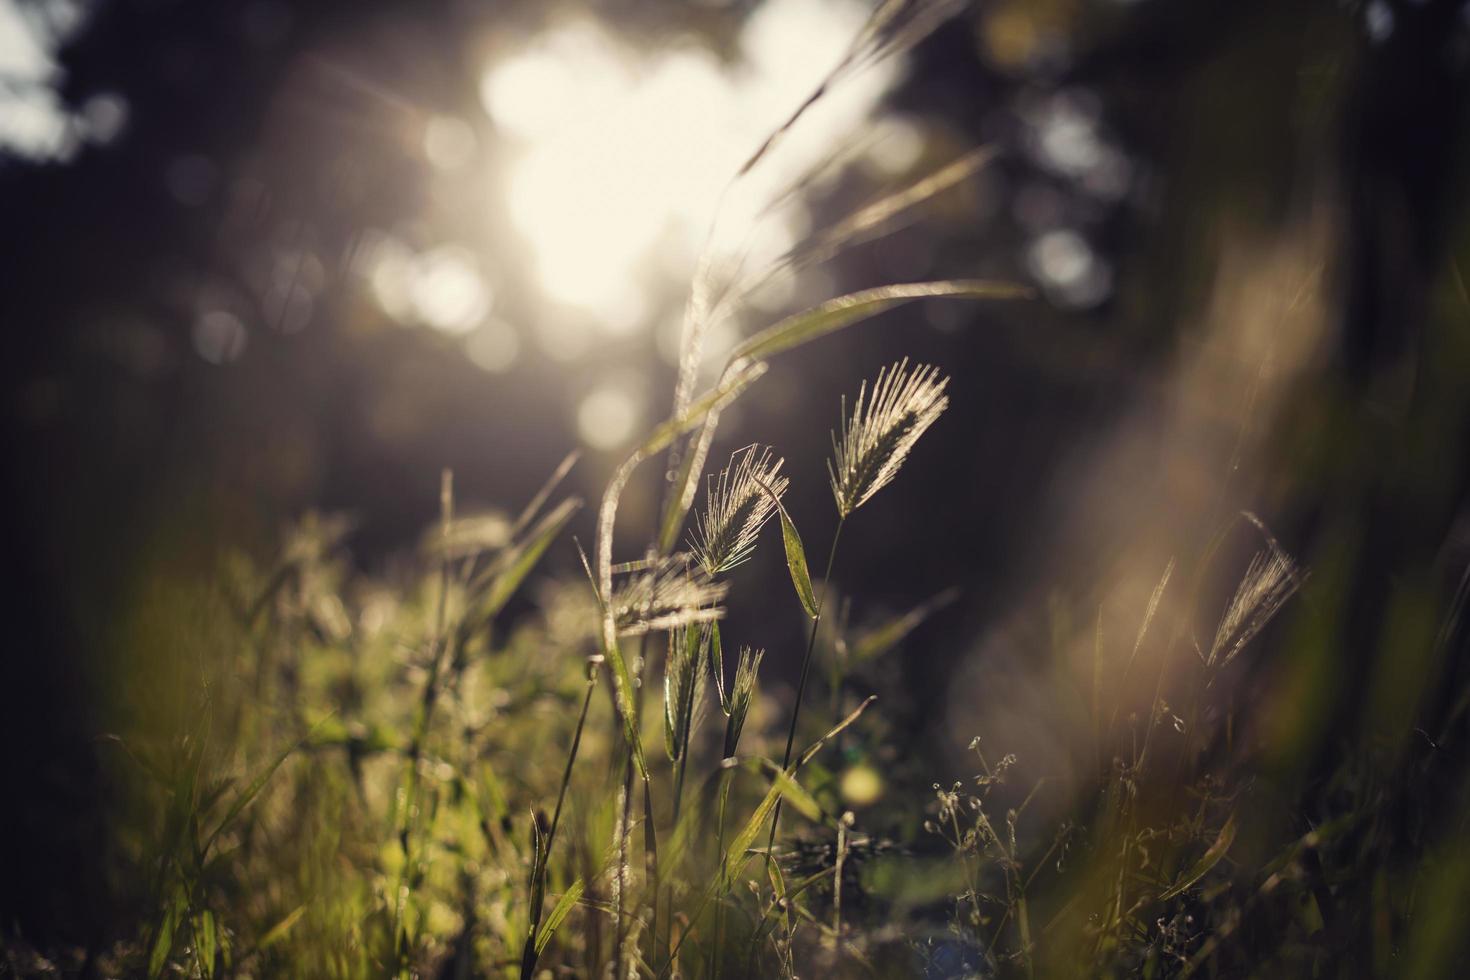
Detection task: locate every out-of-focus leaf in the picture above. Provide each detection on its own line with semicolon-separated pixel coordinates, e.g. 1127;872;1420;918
204;716;331;854
798;696;877;770
258;905;306;949
850;588;959;662
730;280;1029;367
479;497;582;620
1159;813;1238;901
511;450;581;539
196;910;217;978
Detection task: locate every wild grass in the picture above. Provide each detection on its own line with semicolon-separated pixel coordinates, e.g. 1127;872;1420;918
13;3;1470;979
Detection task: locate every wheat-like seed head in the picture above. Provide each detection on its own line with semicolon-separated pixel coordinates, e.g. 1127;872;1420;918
828;358;950;517
723;645;765;759
612;553;728;636
689;445;789;576
1207;542;1301;667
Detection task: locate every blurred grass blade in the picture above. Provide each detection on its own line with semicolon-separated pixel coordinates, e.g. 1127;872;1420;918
744;148;999;299
756;478;817;618
480;497;583;620
535;878;585;956
195;909;218;977
731;280;1029;367
148;889;182;978
850;587;959;662
258;905;306;949
798;695;877;770
204;716;331;854
721;762;822;881
1159;812;1238;901
511;450;581;539
637;362;769;461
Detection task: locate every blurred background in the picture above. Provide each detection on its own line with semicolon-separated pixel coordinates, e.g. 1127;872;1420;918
3;0;1469;962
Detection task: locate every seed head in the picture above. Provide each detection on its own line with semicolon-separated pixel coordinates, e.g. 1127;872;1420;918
828;359;950;517
690;445;789;576
723;646;765;759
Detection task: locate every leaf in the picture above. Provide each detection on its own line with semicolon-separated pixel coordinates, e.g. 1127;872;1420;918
148;889;182;978
722;764;822;881
535;878;585;956
604;636;650;783
511;450;581;539
711;621;729;715
480;497;582;620
1158;813;1238;901
204;716;331;855
755;478;817;619
195;909;217;978
850;588;959;662
723;780;784;884
258;905;306;949
742;757;822;822
637;361;769;460
798;695;877;770
730;280;1030;367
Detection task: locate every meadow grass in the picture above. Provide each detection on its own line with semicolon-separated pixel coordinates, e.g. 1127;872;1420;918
13;3;1470;978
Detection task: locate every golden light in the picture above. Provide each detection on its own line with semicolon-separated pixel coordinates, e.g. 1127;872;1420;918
479;0;900;342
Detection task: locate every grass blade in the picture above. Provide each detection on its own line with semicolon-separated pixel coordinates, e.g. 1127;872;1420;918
480;497;583;621
798;695;877;770
204;716;331;855
1159;813;1239;902
850;587;959;662
535;878;586;956
730;280;1029;367
755;478;817;619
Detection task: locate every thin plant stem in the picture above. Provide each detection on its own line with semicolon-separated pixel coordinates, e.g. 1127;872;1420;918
520;660;599;980
393;471;454;974
750;514;846;975
710;768;733;980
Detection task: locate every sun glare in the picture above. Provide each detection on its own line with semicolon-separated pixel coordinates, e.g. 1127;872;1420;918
480;0;896;333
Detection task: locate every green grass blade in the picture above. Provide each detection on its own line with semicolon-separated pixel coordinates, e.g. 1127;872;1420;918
741;757;822;821
756;478;817;619
535;878;585;956
510;450;581;539
730;280;1029;367
258;905;306;949
850;587;959;662
481;497;582;620
722;763;822;881
1159;813;1238;901
797;695;877;770
203;716;331;855
723;780;783;884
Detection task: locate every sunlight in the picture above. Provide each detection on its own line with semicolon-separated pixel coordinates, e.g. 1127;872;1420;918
479;0;896;335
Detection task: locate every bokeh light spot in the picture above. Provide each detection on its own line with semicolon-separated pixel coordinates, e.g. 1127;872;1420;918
408;245;492;334
465;319;520;373
193;310;248;364
577;383;643;450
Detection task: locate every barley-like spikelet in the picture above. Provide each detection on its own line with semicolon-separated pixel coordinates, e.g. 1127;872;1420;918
612;553;729;636
664;624;712;762
1207;538;1301;667
828;358;950;517
690;445;789;576
723;646;765;759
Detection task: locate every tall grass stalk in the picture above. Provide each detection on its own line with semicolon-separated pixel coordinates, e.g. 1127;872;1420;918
519;656;600;979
